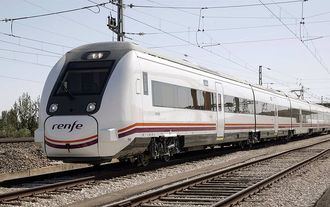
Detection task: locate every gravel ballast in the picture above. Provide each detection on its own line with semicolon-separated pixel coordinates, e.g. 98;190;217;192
0;142;52;174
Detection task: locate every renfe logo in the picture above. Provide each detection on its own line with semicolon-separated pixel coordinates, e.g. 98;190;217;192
52;121;83;132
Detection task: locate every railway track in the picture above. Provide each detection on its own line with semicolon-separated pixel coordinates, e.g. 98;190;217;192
104;140;330;207
0;137;34;143
0;142;239;205
0;137;328;206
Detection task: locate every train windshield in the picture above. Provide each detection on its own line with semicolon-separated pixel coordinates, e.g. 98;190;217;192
55;68;110;96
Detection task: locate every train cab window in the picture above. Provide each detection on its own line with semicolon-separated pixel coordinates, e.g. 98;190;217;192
47;60;114;115
56;68;110;96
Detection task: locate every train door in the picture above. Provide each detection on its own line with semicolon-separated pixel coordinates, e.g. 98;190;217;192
273;97;279;135
216;82;225;140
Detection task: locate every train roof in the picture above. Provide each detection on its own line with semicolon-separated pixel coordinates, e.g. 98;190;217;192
71;42;327;110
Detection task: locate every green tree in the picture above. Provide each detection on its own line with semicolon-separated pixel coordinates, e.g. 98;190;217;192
0;105;19;137
0;93;39;138
16;93;39;134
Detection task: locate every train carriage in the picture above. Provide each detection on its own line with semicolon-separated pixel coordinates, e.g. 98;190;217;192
35;42;330;164
252;87;277;140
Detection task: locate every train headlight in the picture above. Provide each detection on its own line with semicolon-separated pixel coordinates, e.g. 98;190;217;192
83;51;110;60
86;102;96;112
90;52;103;59
49;104;58;113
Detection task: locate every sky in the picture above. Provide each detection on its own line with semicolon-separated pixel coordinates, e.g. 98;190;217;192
0;0;330;112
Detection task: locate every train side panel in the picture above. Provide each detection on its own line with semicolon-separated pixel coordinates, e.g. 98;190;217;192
252;87;276;139
136;52;218;149
222;82;255;142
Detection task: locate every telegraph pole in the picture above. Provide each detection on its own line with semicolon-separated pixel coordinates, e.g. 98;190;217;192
107;0;124;41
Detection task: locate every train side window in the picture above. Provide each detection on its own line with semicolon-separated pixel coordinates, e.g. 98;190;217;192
278;106;291;117
152;80;216;111
218;94;222;111
234;97;240;113
143;72;148;95
203;91;211;110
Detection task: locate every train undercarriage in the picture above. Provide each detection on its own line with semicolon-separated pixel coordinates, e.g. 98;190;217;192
118;129;329;167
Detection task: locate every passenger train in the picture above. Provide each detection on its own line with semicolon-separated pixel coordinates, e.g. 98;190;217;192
34;42;330;164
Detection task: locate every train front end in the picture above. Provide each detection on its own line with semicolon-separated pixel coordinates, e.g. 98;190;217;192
34;42;139;163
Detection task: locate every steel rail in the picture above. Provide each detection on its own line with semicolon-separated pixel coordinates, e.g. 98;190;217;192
211;148;329;207
0;176;96;203
104;139;330;207
0;137;34;143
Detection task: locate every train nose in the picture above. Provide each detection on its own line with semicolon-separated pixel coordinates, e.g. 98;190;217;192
44;116;98;159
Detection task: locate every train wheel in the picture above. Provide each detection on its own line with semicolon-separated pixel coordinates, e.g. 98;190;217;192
162;154;171;162
137;154;150;167
239;141;247;150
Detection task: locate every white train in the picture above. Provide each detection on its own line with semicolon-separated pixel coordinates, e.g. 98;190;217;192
34;42;330;164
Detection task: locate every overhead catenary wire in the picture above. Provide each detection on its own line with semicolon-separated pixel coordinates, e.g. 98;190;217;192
16;22;89;44
127;0;302;10
128;3;190;29
0;55;53;68
125;19;330;36
144;0;298;20
202;35;330;47
0;48;60;58
147;37;300;49
0;39;64;55
145;0;199;17
0;32;73;49
306;11;330;19
0;74;42;84
0;1;110;22
258;0;330;74
202;15;297;20
22;0;111;39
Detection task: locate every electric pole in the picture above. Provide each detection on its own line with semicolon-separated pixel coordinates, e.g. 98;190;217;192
107;0;124;41
259;66;271;86
259;66;262;85
291;85;305;100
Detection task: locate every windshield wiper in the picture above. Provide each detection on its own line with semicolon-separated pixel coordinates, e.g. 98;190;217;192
61;82;75;100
